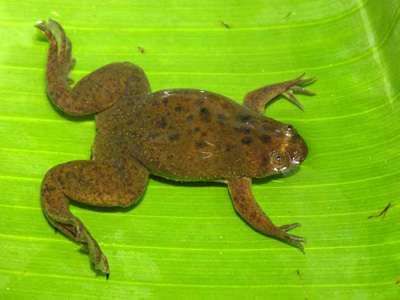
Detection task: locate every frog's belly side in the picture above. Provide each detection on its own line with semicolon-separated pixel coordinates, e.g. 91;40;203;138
128;89;279;180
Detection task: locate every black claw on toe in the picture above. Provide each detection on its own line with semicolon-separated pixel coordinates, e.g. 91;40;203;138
106;273;110;280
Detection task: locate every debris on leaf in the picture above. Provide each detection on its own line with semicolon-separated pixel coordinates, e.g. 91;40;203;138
368;203;391;220
221;21;230;29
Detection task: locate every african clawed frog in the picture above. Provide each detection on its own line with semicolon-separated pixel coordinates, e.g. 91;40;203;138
37;20;316;277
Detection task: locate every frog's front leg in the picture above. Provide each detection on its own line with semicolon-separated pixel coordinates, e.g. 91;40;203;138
41;135;149;277
36;19;150;115
227;177;306;250
244;73;316;113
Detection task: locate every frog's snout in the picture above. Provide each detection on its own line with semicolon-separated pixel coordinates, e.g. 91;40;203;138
289;135;308;166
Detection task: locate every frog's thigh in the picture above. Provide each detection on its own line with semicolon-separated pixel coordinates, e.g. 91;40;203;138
41;158;148;275
47;159;148;208
227;177;306;250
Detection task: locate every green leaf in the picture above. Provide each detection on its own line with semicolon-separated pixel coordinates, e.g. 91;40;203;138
1;0;399;299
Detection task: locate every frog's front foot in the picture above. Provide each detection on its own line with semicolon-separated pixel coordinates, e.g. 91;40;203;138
244;72;316;113
281;73;316;111
278;223;307;251
228;178;307;252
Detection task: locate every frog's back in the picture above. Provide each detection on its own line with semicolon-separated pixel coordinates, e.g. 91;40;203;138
129;89;281;180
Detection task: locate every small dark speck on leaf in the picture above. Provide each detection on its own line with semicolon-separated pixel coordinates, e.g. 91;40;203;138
368;202;391;220
283;12;293;20
221;21;230;29
395;278;400;284
137;46;145;54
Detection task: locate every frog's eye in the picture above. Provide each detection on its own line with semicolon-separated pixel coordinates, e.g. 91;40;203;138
270;151;284;168
285;124;294;136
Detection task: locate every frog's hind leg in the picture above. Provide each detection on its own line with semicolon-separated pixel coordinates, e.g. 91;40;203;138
36;19;150;116
227;177;306;251
243;73;316;113
41;138;149;277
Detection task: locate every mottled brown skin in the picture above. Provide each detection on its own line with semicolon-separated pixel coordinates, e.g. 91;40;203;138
37;20;316;277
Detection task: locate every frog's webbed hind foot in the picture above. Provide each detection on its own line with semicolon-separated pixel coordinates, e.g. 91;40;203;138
244;72;316;113
35;19;151;116
36;19;75;82
46;212;110;275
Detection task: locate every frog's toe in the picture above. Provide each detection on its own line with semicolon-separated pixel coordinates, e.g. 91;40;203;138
283;232;307;252
282;91;305;111
64;37;75;73
280;222;302;231
282;73;316;111
80;225;110;275
290;73;316;96
36;19;66;41
95;252;110;275
278;223;306;251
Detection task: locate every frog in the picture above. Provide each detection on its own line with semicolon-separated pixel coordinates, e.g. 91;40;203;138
36;19;316;278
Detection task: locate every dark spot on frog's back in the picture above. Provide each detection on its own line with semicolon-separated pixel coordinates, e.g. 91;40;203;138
195;141;207;149
157;117;167;128
162;98;169;106
174;105;184;112
147;133;160;140
199;108;211;122
241;137;253;145
234;125;251;134
186;115;194;121
260;134;271;144
169;133;180;141
262;124;272;132
216;113;226;122
196;99;204;106
238;115;252;123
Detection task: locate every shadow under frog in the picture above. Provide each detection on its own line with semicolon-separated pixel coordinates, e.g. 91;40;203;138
36;20;316;278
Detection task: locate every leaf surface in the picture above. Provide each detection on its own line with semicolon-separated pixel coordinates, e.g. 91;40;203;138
0;0;399;299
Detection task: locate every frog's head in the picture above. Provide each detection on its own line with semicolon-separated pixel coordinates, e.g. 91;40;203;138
267;124;308;173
